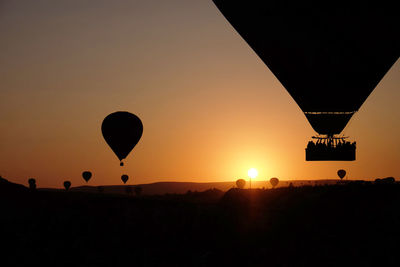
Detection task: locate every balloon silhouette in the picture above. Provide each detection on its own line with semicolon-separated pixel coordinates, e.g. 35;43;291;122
337;169;346;180
236;179;246;189
270;178;279;188
82;171;92;183
213;1;399;159
121;174;129;184
101;111;143;166
28;178;36;191
64;181;71;191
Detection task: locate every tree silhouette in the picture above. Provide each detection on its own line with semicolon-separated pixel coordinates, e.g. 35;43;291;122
125;186;132;194
134;186;143;196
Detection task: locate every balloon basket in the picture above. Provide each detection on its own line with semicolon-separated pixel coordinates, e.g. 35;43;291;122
305;136;356;161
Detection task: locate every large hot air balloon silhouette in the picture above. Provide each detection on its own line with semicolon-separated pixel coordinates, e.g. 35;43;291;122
213;1;399;161
82;171;92;183
101;112;143;166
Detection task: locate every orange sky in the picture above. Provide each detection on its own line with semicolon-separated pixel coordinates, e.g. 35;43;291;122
1;0;399;188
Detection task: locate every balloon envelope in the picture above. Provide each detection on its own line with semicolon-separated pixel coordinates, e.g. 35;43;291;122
28;178;36;190
64;181;71;191
236;179;246;189
270;177;279;188
213;0;399;135
101;112;143;165
337;169;346;179
82;171;92;182
121;174;129;184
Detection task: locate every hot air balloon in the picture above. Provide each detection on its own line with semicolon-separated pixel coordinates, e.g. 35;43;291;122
64;181;71;191
213;0;399;161
82;171;92;183
101;112;143;166
121;174;129;184
236;178;246;189
28;178;36;191
337;169;346;180
270;177;279;188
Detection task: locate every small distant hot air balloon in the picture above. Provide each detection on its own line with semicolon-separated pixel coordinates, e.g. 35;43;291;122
270;178;279;188
101;112;143;166
337;169;346;180
28;178;36;191
125;186;132;194
236;179;246;189
82;171;92;183
64;181;71;191
121;174;129;184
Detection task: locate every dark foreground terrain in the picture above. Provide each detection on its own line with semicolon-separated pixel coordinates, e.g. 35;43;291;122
1;178;400;267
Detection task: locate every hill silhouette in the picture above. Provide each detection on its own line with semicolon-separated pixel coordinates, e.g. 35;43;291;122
40;179;343;195
0;176;28;193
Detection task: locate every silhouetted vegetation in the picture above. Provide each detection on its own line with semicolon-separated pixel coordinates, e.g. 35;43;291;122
134;186;143;196
375;177;395;184
1;177;400;266
125;186;132;194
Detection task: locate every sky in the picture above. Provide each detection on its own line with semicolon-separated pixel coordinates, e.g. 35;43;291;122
1;0;399;188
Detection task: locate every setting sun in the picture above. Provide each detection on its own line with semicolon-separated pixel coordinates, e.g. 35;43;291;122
248;168;258;179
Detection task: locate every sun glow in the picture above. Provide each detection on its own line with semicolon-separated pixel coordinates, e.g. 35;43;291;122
248;168;258;179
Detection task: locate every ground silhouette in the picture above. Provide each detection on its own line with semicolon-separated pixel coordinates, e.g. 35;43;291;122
40;180;343;195
1;177;400;266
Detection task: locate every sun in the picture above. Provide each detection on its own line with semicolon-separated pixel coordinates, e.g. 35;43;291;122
248;168;258;179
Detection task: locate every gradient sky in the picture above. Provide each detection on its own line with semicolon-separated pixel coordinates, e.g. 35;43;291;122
1;0;399;188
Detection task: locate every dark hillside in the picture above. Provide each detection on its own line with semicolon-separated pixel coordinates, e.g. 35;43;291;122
2;182;400;266
42;179;343;195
